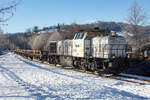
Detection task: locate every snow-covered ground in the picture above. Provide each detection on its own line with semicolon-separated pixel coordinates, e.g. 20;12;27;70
0;52;150;100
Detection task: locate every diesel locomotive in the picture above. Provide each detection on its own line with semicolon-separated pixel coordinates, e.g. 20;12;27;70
15;29;129;75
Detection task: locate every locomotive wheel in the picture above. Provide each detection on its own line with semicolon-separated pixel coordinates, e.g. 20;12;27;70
73;61;79;69
48;58;52;64
82;65;87;72
90;61;97;72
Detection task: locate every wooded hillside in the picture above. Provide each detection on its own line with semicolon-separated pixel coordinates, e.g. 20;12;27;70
0;21;150;51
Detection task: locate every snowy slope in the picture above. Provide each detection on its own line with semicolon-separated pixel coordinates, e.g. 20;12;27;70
0;52;150;100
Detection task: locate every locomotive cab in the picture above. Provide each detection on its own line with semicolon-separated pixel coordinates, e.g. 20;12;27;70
72;32;91;58
72;29;111;58
47;41;57;55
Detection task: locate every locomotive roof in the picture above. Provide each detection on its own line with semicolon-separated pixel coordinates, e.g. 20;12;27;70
74;29;110;39
73;29;124;40
78;29;110;34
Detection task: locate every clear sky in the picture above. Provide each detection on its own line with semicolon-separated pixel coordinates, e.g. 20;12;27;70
1;0;150;33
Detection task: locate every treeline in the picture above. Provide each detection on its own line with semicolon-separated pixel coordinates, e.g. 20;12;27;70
0;21;150;51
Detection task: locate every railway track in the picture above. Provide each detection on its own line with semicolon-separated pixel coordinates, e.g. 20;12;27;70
19;56;150;85
110;75;150;85
117;74;150;82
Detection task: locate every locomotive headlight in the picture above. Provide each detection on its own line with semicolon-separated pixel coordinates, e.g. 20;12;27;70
112;54;116;58
116;37;119;40
112;55;116;58
109;62;112;67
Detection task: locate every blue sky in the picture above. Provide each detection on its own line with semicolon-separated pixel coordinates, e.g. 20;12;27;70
1;0;150;33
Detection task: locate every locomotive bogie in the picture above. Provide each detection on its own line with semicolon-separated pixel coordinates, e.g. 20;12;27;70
59;56;73;66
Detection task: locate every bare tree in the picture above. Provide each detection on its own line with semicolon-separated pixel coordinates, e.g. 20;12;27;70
126;0;147;51
0;28;3;42
0;0;21;23
0;0;21;50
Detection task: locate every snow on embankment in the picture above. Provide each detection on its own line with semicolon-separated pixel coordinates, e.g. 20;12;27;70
0;52;150;100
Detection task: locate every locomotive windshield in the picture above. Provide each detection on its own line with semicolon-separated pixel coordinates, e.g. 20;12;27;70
74;29;110;40
75;33;84;39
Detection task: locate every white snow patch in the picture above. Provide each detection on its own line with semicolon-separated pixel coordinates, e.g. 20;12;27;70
0;52;150;99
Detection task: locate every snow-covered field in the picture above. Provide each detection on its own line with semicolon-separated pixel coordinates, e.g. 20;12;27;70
0;52;150;100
